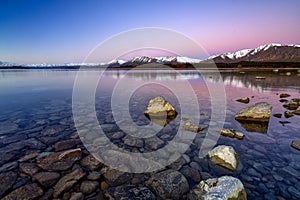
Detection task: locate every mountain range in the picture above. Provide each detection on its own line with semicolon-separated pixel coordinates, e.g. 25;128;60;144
1;43;300;68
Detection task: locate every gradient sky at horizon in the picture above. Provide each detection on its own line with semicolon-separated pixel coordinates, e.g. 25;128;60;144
0;0;300;64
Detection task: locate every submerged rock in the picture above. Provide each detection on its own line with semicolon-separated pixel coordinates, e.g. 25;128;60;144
235;102;272;122
104;185;156;200
19;162;40;176
123;135;144;148
80;154;102;171
192;176;247;200
103;168;133;186
291;140;300;151
53;168;86;198
37;148;81;171
54;139;81;152
280;93;291;98
144;96;177;126
146;169;189;200
0;171;17;198
80;181;99;195
219;129;244;139
208;145;239;171
236;97;250;104
69;192;84;200
3;183;44;200
33;172;60;187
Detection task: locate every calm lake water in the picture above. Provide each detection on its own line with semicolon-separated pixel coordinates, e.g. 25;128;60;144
0;69;300;199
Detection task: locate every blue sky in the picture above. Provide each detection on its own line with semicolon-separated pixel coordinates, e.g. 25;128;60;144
0;0;300;64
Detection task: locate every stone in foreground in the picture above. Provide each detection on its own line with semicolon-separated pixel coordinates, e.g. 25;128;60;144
146;169;189;200
291;140;300;151
192;176;247;200
104;185;156;200
208;145;239;171
144;96;177;126
235;102;272;122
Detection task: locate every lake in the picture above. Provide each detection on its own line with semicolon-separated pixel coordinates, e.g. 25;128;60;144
0;68;300;199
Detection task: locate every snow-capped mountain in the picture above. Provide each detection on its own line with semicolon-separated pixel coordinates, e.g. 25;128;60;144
207;43;300;63
0;61;18;67
119;56;202;67
1;43;300;68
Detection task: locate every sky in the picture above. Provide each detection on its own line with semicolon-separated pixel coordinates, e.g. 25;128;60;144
0;0;300;64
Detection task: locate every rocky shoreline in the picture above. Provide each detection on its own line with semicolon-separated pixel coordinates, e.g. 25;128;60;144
0;92;300;199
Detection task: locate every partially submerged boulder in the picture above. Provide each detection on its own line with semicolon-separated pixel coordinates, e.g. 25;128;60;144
192;176;247;200
284;111;294;118
291;140;300;151
273;113;282;118
182;118;204;132
219;129;244;140
208;145;239;171
283;101;299;110
236;97;250;104
235;102;272;122
280;93;291;98
144;96;177;126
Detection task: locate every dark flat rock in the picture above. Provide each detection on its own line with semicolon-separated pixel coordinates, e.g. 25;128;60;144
0;171;17;198
104;185;155;200
3;183;44;200
53;168;86;198
33;172;60;187
36;148;81;171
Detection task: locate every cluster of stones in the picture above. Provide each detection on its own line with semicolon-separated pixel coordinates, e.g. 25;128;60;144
1;96;300;199
272;93;300;151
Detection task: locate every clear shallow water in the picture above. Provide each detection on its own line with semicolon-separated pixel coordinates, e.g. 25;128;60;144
0;69;300;199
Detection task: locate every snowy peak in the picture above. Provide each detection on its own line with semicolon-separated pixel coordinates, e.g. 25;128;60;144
208;43;300;63
122;56;202;66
